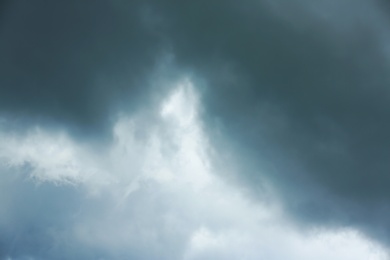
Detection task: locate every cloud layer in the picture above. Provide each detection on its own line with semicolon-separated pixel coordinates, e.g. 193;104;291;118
146;0;390;246
0;81;387;259
2;0;390;259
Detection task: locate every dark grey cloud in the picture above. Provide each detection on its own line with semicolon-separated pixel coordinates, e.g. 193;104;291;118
0;0;171;138
2;0;390;258
140;0;390;246
184;0;390;244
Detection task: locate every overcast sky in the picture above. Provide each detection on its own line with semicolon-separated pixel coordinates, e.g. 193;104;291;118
1;1;390;259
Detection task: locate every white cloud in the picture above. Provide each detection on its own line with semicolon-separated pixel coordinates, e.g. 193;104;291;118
0;78;387;259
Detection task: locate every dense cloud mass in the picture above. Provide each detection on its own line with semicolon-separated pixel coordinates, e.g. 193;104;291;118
152;0;390;244
0;0;171;137
1;0;390;259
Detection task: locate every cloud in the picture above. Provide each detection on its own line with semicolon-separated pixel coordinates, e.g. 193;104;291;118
2;0;390;257
136;0;390;246
0;0;172;138
0;80;387;259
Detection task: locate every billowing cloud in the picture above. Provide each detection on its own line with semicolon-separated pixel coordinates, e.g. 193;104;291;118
2;0;390;258
0;80;387;259
143;0;390;246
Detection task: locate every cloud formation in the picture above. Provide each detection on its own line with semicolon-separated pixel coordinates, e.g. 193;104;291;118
0;0;171;138
0;81;387;259
145;0;390;246
2;0;390;258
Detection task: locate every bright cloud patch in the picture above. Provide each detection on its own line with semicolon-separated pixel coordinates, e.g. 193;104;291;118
0;79;387;260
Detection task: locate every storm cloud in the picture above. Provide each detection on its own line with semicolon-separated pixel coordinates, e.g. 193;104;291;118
150;0;390;245
0;0;171;138
1;0;390;259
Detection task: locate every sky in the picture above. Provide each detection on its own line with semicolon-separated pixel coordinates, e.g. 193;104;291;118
1;0;390;259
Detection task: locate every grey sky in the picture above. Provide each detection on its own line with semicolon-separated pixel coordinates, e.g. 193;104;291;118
1;1;390;259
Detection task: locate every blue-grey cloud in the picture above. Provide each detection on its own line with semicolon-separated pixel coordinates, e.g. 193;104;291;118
1;0;390;259
147;0;390;246
0;0;170;139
